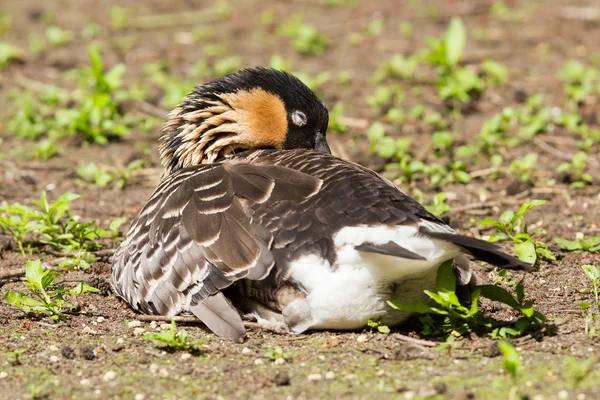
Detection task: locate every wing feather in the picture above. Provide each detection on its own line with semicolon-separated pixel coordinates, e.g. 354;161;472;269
111;161;322;341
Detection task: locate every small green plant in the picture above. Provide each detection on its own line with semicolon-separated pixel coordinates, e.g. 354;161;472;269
366;319;390;334
45;26;73;46
7;46;141;146
291;70;330;94
6;348;27;365
388;261;545;338
508;153;538;182
264;346;295;360
498;341;520;400
29;138;61;160
25;382;49;400
564;356;597;389
0;42;25;68
110;6;129;29
425;192;451;216
4;260;99;321
558;60;599;104
571;265;599;337
143;321;204;351
0;192;122;267
372;54;419;83
555;236;600;252
556;151;593;187
481;59;509;86
277;14;328;55
328;102;349;133
435;335;463;356
479;199;555;265
77;160;144;189
421;17;484;103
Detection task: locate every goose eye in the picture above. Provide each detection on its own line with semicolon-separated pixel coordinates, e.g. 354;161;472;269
291;110;307;127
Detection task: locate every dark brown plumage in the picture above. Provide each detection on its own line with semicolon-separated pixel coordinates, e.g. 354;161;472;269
112;68;532;342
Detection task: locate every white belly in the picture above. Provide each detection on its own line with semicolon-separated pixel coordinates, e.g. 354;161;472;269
288;225;460;331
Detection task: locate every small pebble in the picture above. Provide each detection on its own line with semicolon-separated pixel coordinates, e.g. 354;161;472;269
135;395;145;400
133;327;146;336
149;364;159;374
127;320;142;329
180;353;192;361
307;373;322;382
102;371;116;382
241;347;252;355
558;390;569;399
0;372;8;379
49;355;59;363
80;346;97;361
273;372;290;386
158;368;169;378
48;345;58;352
61;346;76;360
356;334;368;343
82;326;98;335
160;323;171;330
116;338;124;345
274;358;285;365
80;379;90;386
149;321;157;329
254;358;264;365
325;371;335;380
96;317;105;323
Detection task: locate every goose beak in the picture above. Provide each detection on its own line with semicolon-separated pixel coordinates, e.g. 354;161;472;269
315;131;331;154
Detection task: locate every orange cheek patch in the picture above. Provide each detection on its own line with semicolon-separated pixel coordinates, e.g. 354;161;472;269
219;89;288;149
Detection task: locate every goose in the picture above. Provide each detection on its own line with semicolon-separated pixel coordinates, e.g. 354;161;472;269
111;67;532;342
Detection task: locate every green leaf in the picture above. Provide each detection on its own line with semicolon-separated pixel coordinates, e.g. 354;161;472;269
388;300;437;314
436;260;457;295
377;325;390;334
583;264;599;282
24;259;48;292
69;282;100;296
4;291;45;313
555;238;581;251
479;285;522;310
514;240;537;264
445;17;466;66
498;341;520;380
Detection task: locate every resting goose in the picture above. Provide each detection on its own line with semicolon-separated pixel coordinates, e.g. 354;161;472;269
112;67;532;342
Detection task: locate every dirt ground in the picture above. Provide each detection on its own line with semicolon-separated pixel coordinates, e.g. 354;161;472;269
1;0;600;399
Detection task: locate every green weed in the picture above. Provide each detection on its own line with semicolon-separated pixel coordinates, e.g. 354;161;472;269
0;191;123;268
425;192;451;217
0;42;25;68
388;261;545;338
264;346;295;360
4;260;99;321
143;321;204;351
479;199;555;265
77;160;144;189
277;14;328;55
498;341;520;400
556;151;593;186
555;236;600;252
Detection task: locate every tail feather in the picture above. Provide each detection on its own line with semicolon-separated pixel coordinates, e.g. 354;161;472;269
419;228;534;272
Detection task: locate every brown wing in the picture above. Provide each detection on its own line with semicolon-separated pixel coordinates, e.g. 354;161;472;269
111;162;321;341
